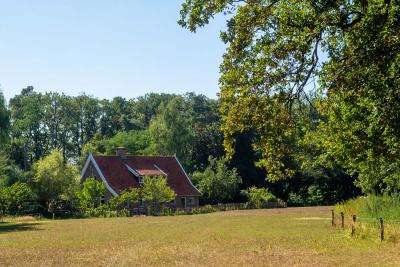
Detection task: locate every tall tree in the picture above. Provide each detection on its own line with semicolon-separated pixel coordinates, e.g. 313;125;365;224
179;0;400;193
33;150;78;206
9;87;46;169
0;90;10;146
76;178;105;209
149;96;194;168
142;175;176;214
134;93;176;127
192;157;242;203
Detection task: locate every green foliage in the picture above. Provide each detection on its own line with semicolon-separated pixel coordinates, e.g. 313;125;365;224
83;205;130;218
142;175;176;215
287;193;304;206
191;204;217;215
0;151;8;181
77;178;105;210
335;195;400;221
149;96;194;168
241;187;277;209
79;130;152;167
306;185;324;206
0;90;10;145
307;91;400;194
0;165;29;187
192;157;242;203
179;0;400;195
33;150;79;204
0;182;36;216
119;187;140;205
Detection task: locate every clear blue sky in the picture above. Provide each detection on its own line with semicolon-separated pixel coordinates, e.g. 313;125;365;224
0;0;227;101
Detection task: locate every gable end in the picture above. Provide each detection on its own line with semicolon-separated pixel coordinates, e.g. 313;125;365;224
80;154;119;197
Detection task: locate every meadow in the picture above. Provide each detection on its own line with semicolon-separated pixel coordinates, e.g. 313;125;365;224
0;206;399;266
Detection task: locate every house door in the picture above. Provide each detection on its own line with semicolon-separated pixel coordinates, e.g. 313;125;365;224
181;197;186;208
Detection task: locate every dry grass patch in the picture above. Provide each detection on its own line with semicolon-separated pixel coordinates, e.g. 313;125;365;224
0;206;399;266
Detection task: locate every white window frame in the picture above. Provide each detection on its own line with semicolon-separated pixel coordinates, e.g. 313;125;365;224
99;194;106;205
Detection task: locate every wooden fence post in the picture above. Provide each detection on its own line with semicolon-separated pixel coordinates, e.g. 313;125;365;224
351;215;356;237
331;210;335;227
341;212;344;229
379;218;384;241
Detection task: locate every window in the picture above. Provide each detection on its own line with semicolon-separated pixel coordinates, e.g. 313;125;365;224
99;194;106;205
138;176;143;184
139;199;144;207
188;198;194;205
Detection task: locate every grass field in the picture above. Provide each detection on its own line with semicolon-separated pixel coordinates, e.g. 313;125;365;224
0;206;399;266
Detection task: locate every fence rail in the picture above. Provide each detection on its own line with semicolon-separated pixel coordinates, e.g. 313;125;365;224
330;210;400;241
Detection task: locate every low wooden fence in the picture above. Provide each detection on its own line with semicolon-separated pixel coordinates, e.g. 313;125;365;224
14;201;288;219
210;201;287;211
330;210;400;241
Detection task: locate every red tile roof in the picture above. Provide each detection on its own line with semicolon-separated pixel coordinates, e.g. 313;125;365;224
91;155;201;196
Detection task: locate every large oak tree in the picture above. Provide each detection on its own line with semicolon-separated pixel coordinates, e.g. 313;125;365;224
179;0;400;193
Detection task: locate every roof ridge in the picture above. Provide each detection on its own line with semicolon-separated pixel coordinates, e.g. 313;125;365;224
93;154;175;158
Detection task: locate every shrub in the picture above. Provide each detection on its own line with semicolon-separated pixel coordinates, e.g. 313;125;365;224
192;205;217;214
0;182;36;217
241;187;277;208
287;193;305;206
117;209;130;217
335;195;400;220
174;208;187;216
192;157;242;203
33;150;78;207
119;188;140;208
307;185;325;205
142;176;176;215
335;195;400;242
76;178;105;210
83;205;130;218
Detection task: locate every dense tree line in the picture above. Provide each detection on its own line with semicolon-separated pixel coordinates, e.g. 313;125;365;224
0;86;359;210
6;87;222;172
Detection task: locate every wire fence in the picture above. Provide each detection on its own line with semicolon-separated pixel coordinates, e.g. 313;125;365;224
330;210;400;241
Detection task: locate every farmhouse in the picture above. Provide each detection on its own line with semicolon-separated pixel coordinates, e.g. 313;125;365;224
81;147;201;209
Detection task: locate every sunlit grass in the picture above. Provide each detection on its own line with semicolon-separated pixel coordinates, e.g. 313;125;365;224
0;207;399;266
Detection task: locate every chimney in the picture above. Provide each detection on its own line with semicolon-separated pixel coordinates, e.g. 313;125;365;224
116;147;127;159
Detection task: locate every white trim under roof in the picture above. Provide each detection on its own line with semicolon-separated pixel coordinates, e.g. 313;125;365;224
154;164;167;176
80;154;118;197
125;164;141;177
80;155;92;181
174;155;201;195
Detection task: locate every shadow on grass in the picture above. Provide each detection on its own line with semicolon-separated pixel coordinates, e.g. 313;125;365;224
0;222;42;233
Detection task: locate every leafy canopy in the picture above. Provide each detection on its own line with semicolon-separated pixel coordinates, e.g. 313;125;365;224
0;90;10;145
241;187;277;209
192;156;242;203
179;0;400;193
119;187;140;204
77;177;105;209
149;96;194;168
142;175;176;213
0;182;36;216
33;150;79;203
